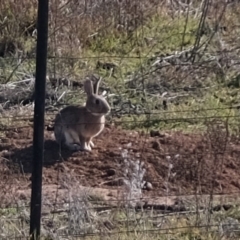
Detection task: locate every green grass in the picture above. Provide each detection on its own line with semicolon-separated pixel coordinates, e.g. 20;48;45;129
83;13;198;89
1;1;240;135
113;90;240;133
2;2;240;240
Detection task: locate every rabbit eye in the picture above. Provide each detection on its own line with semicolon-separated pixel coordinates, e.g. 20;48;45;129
95;99;100;105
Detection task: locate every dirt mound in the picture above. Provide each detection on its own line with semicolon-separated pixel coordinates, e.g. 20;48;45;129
1;124;240;200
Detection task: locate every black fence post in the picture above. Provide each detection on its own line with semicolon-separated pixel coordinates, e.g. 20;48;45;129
29;0;49;238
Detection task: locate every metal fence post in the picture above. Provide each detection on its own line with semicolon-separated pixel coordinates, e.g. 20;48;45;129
29;0;49;238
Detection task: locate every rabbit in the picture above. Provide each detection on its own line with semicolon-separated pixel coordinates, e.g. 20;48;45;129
54;78;111;151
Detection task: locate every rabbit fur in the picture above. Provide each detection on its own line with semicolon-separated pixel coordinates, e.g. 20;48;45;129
54;78;110;151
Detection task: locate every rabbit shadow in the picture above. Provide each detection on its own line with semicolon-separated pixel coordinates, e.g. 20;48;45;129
7;139;74;174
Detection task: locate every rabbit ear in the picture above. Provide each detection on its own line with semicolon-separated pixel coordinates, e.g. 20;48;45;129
84;80;93;96
94;77;102;95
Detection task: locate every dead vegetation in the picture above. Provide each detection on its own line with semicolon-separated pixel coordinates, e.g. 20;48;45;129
1;0;240;239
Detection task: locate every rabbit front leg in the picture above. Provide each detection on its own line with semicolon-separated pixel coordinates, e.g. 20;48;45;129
89;139;94;148
86;139;94;151
80;136;92;151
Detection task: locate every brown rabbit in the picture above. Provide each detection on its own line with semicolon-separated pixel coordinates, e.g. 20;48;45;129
54;78;111;151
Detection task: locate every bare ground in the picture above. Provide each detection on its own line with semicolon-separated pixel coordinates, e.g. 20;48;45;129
1;123;240;207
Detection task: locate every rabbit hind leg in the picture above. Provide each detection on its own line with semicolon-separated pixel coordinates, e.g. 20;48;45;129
64;129;82;151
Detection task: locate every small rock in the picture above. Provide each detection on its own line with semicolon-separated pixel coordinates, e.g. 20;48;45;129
145;182;153;191
126;142;132;148
1;150;12;158
46;125;54;131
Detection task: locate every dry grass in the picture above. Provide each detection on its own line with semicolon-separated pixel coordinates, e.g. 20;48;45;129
1;0;240;239
1;0;240;132
1;178;240;239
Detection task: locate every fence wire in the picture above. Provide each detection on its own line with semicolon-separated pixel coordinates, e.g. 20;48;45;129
1;0;240;239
